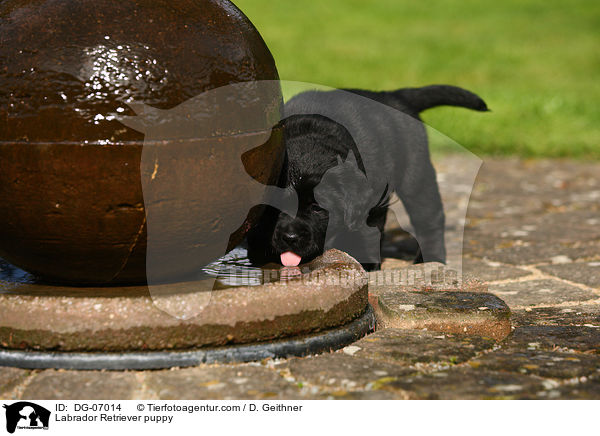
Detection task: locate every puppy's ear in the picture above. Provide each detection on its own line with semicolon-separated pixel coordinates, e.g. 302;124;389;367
345;151;358;168
336;155;344;166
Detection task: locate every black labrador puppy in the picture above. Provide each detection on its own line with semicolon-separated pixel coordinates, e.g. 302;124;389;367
247;85;488;270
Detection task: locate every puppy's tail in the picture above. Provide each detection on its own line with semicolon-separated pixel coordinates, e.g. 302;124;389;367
393;85;489;113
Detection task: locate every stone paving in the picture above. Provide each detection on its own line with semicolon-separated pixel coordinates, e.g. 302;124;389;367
1;157;599;400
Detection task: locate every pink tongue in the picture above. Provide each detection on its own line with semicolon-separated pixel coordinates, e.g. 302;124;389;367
280;251;302;267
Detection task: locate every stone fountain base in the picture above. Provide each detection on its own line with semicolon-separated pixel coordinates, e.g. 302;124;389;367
0;250;373;370
0;307;375;370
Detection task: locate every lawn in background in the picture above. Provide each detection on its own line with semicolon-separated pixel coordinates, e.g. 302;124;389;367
235;0;600;159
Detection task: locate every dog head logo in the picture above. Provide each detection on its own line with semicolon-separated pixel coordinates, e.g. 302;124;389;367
315;152;380;229
3;402;50;433
314;151;384;266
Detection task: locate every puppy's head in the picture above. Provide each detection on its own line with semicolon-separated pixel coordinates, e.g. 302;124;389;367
272;175;329;267
273;152;379;267
271;114;374;267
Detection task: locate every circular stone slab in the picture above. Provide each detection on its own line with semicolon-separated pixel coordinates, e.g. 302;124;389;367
0;307;375;370
0;250;367;352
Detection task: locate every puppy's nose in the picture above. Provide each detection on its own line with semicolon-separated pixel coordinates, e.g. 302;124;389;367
282;232;300;245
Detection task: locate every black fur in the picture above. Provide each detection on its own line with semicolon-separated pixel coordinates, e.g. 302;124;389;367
247;85;488;270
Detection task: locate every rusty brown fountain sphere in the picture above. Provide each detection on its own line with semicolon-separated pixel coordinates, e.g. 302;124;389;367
0;0;283;284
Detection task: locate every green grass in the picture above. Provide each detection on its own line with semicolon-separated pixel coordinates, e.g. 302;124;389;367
234;0;600;158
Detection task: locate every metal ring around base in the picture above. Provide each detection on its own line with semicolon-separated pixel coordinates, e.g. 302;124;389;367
0;306;376;370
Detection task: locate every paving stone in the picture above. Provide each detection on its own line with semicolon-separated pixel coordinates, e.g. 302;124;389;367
369;290;511;340
350;329;496;365
552;376;600;399
467;210;600;245
469;349;600;379
368;264;505;339
489;279;597;308
21;370;138;400
376;367;548;399
0;367;30;397
511;305;600;327
466;198;544;221
461;257;531;282
464;238;600;266
466;158;600;220
145;364;302;400
317;390;406;400
285;353;415;392
369;263;487;294
508;326;600;354
538;262;600;289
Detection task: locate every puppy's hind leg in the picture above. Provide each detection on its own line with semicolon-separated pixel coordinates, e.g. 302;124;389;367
363;205;388;270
